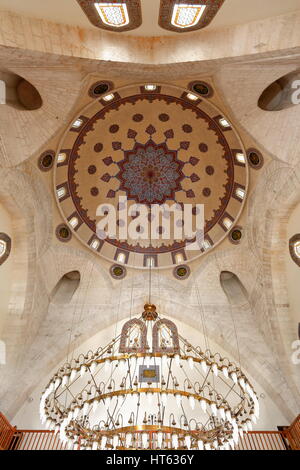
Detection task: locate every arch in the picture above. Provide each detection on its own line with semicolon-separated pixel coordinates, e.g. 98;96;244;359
258;69;300;111
50;271;80;305
0;233;11;266
289;234;300;267
152;318;180;354
220;271;249;305
119;318;147;353
0;70;42;110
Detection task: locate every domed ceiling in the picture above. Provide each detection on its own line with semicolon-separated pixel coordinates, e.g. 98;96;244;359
54;83;248;268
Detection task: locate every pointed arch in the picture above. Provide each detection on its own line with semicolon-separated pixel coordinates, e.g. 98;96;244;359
119;318;147;353
152;318;180;354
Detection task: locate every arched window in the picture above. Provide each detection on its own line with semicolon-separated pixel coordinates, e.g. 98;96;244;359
0;233;11;266
119;319;147;353
220;271;248;305
152;319;180;354
50;271;80;305
0;70;42;110
258;70;300;111
289;234;300;267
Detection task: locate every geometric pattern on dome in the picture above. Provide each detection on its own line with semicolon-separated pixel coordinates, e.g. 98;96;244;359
54;83;248;268
116;141;185;205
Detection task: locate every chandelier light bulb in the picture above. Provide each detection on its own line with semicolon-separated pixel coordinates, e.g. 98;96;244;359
210;402;217;416
222;366;229;378
82;402;89;416
204;442;211;450
230;371;238;384
92;399;99;412
197;440;204;450
172;434;179;449
212;363;218;376
175;393;182;407
70;369;77;382
189;395;195;410
113;435;119;449
90;361;97;374
92;441;98;451
200;360;208;374
142;432;148;449
187;357;194;369
174;354;180;365
218;407;225;420
101;435;107;450
200;398;207;413
54;378;61;390
104;358;111;370
185;435;191;450
225;410;232;423
80;365;87;377
239;377;246;390
126;433;132;448
157;431;163;448
62;375;69;387
73;407;80;419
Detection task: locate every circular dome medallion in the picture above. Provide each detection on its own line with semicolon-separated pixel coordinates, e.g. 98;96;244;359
54;84;248;268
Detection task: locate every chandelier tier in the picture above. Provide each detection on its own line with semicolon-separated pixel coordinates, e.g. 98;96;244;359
40;304;259;450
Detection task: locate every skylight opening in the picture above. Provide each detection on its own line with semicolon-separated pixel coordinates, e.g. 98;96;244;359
94;3;129;28
171;3;206;29
0;240;6;257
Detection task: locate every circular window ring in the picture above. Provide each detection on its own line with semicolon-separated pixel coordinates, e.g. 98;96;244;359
247;148;264;170
38;150;55;172
56;224;72;243
110;264;127;280
173;264;191;280
229;226;243;245
88;81;114;99
188;81;214;99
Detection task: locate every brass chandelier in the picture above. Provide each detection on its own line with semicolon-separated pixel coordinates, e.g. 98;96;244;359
40;303;259;450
